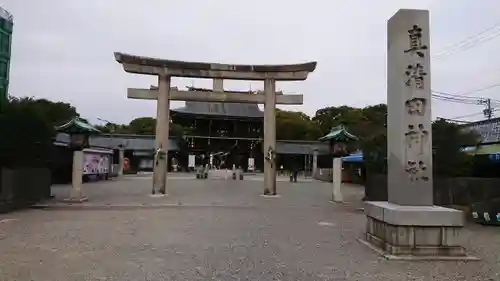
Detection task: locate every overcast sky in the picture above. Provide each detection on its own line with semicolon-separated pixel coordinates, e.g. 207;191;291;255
4;0;500;125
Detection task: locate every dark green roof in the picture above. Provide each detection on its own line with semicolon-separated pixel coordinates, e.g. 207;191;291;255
318;124;358;142
170;87;263;119
56;117;101;134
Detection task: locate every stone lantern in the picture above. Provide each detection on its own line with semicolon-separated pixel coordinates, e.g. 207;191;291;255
56;117;101;202
319;124;358;202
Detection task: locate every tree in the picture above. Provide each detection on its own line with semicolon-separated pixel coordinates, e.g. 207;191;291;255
0;97;56;168
361;118;481;177
360;104;387;136
102;117;194;136
276;109;322;140
94;123;131;134
170;122;194;137
128;117;156;135
22;97;79;127
312;106;364;136
432;119;480;176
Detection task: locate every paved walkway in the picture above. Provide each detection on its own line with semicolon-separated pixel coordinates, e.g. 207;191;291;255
0;174;498;280
45;173;325;208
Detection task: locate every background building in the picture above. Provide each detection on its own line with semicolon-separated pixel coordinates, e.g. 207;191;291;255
0;6;13;106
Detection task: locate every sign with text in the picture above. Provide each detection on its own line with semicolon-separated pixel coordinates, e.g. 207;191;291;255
188;155;196;168
248;158;255;171
83;153;110;175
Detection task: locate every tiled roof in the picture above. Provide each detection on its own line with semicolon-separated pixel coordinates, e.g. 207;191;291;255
56;117;101;134
318;124;358;142
461;117;500;144
172;102;263;118
56;133;328;155
55;133;179;151
171;87;263;118
184;86;255;94
275;141;330;155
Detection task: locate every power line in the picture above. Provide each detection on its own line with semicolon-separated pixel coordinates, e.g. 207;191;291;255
449;111;486;120
433;20;500;59
432;94;479;105
431;90;500;106
461;82;500;96
436;117;473;124
441;104;496;121
431;91;482;105
431;89;499;120
434;31;500;59
434;21;500;54
432;90;488;100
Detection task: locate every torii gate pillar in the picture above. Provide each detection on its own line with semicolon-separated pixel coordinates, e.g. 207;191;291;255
264;79;277;195
152;75;171;195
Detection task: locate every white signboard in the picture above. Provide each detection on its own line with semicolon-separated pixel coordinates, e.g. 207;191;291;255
248;158;255;171
188;155;196;168
139;159;153;169
83;153;110;175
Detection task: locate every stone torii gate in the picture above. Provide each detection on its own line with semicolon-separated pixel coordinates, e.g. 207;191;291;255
114;52;317;196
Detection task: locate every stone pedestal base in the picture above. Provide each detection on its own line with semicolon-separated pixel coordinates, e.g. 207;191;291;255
149;193;167;198
260;194;281;198
360;201;478;260
64;189;88;203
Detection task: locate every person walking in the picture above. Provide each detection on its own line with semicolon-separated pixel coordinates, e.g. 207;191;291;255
290;164;298;183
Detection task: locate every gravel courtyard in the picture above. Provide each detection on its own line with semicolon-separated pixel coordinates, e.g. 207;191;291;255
0;174;498;280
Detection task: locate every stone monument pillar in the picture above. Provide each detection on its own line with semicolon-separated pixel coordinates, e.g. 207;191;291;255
264;79;277;195
152;75;171;195
118;148;125;177
331;157;343;202
68;150;87;201
362;9;472;260
57;117;100;202
312;149;318;177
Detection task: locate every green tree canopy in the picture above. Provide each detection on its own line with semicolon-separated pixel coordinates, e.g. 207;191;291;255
94;116;195;137
276;109;322;140
312;106;364;136
94;123;130;134
22;97;79;127
361;117;481;176
128;117;156;135
432;119;480;176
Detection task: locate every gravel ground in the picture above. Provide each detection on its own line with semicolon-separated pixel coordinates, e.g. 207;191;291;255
0;175;499;280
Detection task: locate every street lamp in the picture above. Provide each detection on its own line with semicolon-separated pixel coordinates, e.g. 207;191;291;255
56;117;101;202
319;124;358;203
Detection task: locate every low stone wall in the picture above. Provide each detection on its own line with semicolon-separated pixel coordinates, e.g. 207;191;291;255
365;173;500;206
313;168;332;182
109;164;119;178
313;168;363;184
0;168;52;212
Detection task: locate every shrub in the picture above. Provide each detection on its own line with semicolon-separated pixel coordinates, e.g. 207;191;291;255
0;97;56;168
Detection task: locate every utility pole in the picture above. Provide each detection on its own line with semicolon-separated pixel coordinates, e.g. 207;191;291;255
479;98;493;119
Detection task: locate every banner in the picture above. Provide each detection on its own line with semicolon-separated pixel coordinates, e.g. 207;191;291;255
83;153;110;175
